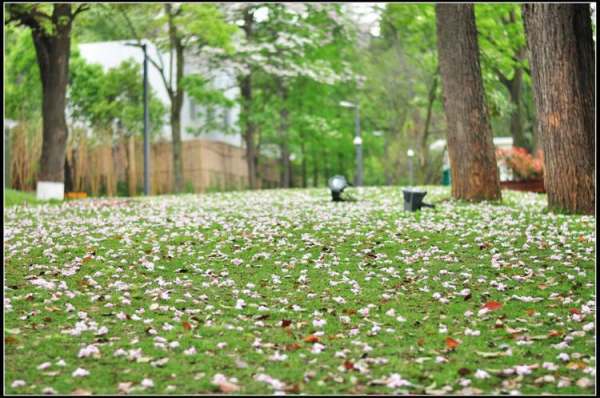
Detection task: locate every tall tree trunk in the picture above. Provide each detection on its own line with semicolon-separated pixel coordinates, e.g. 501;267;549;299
323;148;330;183
127;134;137;196
240;9;258;189
32;5;72;195
496;62;528;150
436;4;501;201
522;4;595;214
383;132;392;186
171;104;183;193
300;136;307;188
508;66;527;149
312;148;319;187
419;73;438;171
167;5;185;194
240;75;257;189
277;80;290;188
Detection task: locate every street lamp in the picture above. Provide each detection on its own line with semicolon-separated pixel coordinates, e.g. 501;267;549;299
407;148;415;187
339;100;363;187
328;175;348;202
125;42;150;196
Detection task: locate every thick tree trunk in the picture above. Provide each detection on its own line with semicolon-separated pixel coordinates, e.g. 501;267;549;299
436;4;501;201
277;80;291;188
32;7;72;187
523;4;595;214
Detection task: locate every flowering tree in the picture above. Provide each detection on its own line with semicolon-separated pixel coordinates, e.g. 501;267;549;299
206;3;360;188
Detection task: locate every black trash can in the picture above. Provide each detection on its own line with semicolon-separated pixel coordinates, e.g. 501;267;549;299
403;189;428;211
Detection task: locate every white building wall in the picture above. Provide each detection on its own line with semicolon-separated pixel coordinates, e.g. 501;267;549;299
77;40;242;147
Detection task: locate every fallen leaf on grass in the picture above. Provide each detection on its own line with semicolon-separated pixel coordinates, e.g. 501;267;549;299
483;301;503;311
286;343;302;351
445;337;460;350
218;381;240;393
118;382;133;393
281;319;292;328
5;336;18;344
566;361;587;370
304;335;320;343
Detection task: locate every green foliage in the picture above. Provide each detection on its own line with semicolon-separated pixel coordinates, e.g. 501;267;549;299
69;54;166;138
4;26;42;121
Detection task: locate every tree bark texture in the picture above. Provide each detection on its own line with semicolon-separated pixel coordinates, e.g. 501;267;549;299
127;134;137;196
238;9;259;189
277;80;291;188
30;5;73;183
522;4;595;214
436;4;501;201
167;4;185;193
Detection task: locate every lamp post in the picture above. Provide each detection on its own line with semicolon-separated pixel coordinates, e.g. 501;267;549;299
339;100;363;186
125;42;150;196
407;148;415;187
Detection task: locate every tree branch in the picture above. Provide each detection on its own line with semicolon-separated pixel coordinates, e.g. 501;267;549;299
72;4;90;19
119;7;174;98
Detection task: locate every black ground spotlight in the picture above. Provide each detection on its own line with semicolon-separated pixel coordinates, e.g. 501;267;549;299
402;188;435;211
328;175;348;202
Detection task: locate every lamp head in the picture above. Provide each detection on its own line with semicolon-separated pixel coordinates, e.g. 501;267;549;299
328;175;348;193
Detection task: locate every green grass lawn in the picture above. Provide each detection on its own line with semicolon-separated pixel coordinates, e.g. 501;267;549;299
4;188;41;207
3;186;596;395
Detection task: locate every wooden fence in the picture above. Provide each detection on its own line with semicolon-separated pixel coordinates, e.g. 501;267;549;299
9;127;278;195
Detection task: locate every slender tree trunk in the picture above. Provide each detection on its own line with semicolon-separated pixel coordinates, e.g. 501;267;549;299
167;6;185;194
240;75;258;189
300;136;307;188
523;4;595;214
436;4;501;201
496;63;528;150
383;132;392;186
277;80;290;188
32;6;72;188
419;73;438;172
127;134;137;196
312;149;319;187
171;105;183;193
239;9;258;189
323;149;330;183
508;67;527;149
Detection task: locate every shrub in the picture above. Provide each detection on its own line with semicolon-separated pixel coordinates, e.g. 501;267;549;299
496;147;544;181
